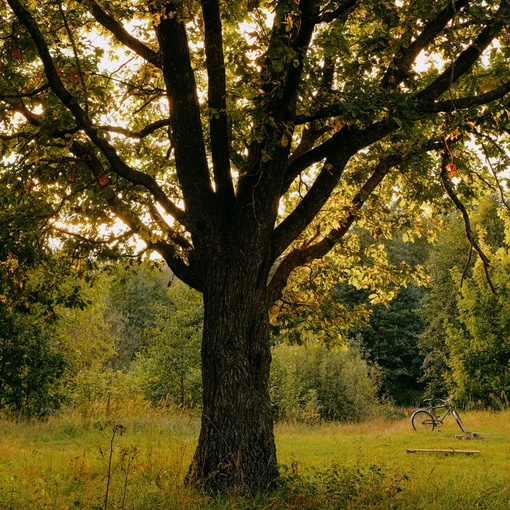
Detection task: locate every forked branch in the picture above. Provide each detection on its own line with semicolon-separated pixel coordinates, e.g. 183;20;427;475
416;0;510;102
381;0;470;89
200;0;234;205
268;152;402;304
6;0;191;232
70;140;199;288
440;147;496;295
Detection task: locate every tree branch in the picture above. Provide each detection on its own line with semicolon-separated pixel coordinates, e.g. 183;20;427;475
268;153;401;304
440;147;496;295
6;0;191;232
148;202;193;250
416;80;510;113
273;141;354;261
268;0;319;122
49;223;132;246
57;1;89;112
283;119;393;193
69;139;200;288
416;0;510;102
201;0;235;207
293;80;510;137
381;0;470;89
313;0;360;24
287;124;333;169
479;138;510;215
293;102;349;125
0;83;50;98
155;3;216;228
98;119;172;139
85;0;161;68
273;119;403;263
109;195;200;290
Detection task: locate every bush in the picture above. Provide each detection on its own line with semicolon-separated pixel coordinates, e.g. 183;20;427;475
270;340;383;422
0;309;67;418
132;282;203;409
279;461;409;509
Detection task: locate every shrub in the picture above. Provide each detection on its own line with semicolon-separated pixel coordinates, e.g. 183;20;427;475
270;340;383;422
132;282;203;409
0;309;67;418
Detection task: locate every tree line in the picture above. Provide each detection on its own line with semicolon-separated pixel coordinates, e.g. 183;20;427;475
2;193;510;418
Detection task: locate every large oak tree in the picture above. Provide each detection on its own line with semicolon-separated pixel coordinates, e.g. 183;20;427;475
1;0;510;492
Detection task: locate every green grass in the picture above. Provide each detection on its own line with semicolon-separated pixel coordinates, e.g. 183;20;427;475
276;410;510;509
1;407;510;509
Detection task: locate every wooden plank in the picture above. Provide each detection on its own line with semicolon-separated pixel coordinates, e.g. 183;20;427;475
407;448;480;455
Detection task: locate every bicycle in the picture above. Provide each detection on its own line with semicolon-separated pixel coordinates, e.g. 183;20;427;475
411;398;466;432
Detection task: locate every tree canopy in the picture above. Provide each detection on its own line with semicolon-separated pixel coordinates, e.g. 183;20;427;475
2;0;509;285
2;0;510;493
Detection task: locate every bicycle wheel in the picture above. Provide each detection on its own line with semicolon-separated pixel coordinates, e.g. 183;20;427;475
452;409;466;432
412;410;435;432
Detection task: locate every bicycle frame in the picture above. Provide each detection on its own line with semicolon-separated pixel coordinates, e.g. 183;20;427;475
411;399;466;433
430;405;452;426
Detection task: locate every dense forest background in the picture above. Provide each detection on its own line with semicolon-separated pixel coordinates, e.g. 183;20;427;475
2;192;509;420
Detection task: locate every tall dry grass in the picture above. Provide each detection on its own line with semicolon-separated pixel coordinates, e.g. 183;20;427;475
1;404;510;509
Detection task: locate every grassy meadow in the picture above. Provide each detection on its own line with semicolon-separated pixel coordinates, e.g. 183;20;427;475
1;405;510;509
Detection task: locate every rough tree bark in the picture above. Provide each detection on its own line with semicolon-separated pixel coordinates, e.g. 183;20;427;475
187;251;278;492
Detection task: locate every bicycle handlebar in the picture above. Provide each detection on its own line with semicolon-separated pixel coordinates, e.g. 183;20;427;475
422;397;451;406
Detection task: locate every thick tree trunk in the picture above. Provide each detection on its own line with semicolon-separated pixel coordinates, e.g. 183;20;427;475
186;254;278;493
